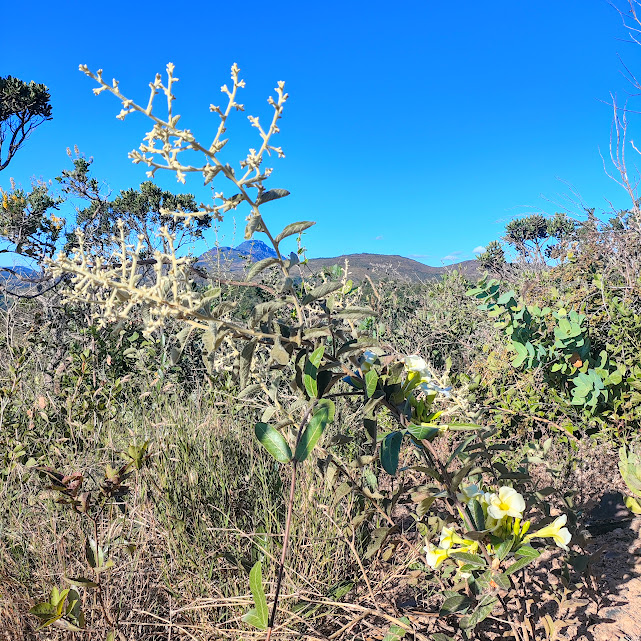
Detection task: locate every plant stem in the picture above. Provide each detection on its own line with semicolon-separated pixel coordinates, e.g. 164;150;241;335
264;403;314;641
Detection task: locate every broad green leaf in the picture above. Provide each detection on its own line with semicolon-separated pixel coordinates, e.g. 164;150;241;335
459;595;498;629
365;527;390;559
515;544;540;559
382;617;410;641
295;400;335;462
247;257;280;280
449;551;486;568
29;603;56;618
365;369;378;398
491;571;511;590
469;499;485;531
242;561;269;630
381;431;403;475
274;220;315;245
625;495;641;514
495;535;515;561
505;547;540;575
304;345;325;398
440;595;473;615
301;281;343;305
406;423;440;440
254;422;292;463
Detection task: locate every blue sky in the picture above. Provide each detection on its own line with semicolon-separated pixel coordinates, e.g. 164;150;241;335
2;0;640;265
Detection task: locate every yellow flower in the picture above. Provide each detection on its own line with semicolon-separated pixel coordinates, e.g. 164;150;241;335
424;543;450;569
486;487;525;520
526;514;571;551
439;526;466;550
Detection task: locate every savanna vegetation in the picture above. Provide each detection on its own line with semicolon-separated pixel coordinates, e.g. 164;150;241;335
4;6;641;641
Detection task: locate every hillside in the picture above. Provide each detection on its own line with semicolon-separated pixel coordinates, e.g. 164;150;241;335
194;243;481;282
302;253;482;282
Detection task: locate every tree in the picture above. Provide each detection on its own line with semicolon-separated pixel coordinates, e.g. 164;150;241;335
476;240;507;274
503;212;575;264
57;156;208;259
0;76;52;171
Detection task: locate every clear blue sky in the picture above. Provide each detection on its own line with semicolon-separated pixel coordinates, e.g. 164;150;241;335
2;0;640;265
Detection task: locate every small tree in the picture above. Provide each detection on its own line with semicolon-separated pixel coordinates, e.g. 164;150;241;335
503;212;575;265
57;155;207;258
475;240;506;275
0;76;52;171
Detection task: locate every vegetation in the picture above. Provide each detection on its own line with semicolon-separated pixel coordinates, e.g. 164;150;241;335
0;76;52;171
4;8;641;638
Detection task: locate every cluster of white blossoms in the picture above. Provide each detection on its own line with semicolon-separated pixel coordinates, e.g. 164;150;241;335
425;484;571;571
403;355;452;396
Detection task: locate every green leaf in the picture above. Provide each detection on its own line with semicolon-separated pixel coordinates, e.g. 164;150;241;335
515;544;540;560
247;257;280;280
469;498;485;531
304;345;325;398
302;281;343;305
440;595;473;615
495;535;515;561
29;603;56;619
381;431;403;475
406;423;440;440
295;400;335;462
365;369;379;398
242;561;269;630
85;539;111;570
459;595;498;629
505;555;537;575
365;527;390;559
491;571;511;590
274;220;315;245
449;552;486;568
382;618;410;641
254;422;292;463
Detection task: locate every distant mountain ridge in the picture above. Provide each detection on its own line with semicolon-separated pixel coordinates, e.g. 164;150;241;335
194;244;481;281
0;247;481;288
196;240;277;272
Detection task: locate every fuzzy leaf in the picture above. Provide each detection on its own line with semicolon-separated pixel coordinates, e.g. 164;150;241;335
274;220;315;244
381;431;403;475
304;345;325;398
254;422;292;463
242;561;268;630
247;257;280;280
295;400;335;462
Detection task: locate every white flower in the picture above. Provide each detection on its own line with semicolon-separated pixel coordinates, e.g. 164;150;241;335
526;514;572;551
457;484;483;504
424;543;450;569
486;487;526;521
404;355;428;372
